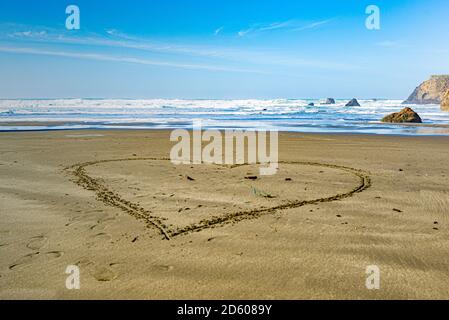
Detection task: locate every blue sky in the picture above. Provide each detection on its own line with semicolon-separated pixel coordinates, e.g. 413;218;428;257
0;0;448;99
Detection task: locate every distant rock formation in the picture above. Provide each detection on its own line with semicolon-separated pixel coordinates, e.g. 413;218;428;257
441;90;449;111
324;98;335;104
381;107;422;123
345;98;360;107
403;75;449;104
308;102;315;106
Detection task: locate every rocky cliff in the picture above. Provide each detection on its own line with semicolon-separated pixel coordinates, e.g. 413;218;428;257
442;90;449;111
403;75;449;104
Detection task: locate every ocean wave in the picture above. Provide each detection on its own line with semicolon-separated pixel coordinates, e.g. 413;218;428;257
1;99;449;135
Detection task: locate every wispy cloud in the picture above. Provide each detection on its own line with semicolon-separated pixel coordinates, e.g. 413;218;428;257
2;24;228;59
0;45;266;74
214;27;224;36
11;30;47;37
237;19;332;37
0;22;357;73
292;19;333;31
376;40;406;48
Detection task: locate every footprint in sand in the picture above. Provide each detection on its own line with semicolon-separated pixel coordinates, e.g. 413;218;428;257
26;236;48;250
45;251;64;259
85;233;112;248
75;258;94;268
92;266;118;282
206;235;230;242
8;250;63;270
151;264;174;272
90;232;112;241
9;252;40;270
73;259;120;282
87;216;117;232
69;215;86;222
65;215;86;227
108;262;123;267
89;223;106;231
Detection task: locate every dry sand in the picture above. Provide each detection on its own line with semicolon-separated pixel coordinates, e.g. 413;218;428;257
0;130;448;299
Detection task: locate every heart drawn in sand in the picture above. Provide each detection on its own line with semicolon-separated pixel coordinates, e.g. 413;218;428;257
65;158;371;240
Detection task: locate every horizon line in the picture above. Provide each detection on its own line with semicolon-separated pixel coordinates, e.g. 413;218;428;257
0;97;405;101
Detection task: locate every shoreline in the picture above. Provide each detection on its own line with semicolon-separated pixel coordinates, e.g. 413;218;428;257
2;98;449;137
2;121;449;137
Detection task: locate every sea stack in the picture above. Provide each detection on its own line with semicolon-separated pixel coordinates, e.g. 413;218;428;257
441;90;449;111
403;75;449;104
324;98;335;104
345;98;360;107
308;102;315;106
381;107;422;123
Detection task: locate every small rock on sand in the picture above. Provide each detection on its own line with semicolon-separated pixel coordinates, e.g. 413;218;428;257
381;107;422;123
245;176;258;180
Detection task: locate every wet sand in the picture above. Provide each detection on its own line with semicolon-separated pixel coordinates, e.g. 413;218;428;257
0;130;448;299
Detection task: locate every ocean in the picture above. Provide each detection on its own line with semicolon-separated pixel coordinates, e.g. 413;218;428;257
1;98;449;135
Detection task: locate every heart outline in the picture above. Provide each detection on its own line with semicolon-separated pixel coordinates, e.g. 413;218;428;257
65;158;371;240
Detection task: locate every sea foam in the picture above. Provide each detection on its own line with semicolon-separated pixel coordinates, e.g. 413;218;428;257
1;99;449;135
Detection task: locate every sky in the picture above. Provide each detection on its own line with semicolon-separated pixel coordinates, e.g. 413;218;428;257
0;0;448;99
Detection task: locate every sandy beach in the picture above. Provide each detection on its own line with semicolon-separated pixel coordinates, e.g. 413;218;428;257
0;129;448;299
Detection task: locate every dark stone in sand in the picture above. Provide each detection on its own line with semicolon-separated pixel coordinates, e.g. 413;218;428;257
245;176;258;180
381;107;422;123
345;98;360;107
